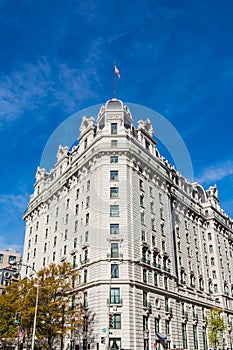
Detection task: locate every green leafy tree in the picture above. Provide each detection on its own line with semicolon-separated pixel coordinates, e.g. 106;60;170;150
0;262;85;350
0;277;33;339
36;262;85;350
206;307;226;350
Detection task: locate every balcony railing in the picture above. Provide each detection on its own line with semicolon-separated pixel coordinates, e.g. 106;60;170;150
107;298;123;305
153;262;161;269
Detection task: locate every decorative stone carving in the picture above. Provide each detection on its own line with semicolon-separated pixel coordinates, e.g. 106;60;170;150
56;145;69;161
79;116;95;135
35;166;46;181
137;118;154;136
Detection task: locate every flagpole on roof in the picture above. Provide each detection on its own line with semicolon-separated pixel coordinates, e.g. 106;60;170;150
113;63;120;99
113;63;116;99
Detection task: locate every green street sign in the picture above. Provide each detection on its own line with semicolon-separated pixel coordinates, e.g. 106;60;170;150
101;328;107;333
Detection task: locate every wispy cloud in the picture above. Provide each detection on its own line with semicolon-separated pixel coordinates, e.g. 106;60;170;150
0;193;29;252
0;193;29;217
0;54;102;129
196;160;233;184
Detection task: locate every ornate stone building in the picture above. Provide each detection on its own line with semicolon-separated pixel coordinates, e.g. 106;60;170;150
23;99;233;350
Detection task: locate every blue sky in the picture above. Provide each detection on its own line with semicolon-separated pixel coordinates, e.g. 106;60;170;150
0;0;233;253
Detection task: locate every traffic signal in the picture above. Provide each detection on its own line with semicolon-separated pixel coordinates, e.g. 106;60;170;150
15;312;21;324
109;313;113;328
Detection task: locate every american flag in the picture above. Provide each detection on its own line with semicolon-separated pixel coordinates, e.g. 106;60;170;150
18;327;25;342
114;65;120;78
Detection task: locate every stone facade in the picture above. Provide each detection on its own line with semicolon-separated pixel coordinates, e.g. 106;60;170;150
23;99;233;350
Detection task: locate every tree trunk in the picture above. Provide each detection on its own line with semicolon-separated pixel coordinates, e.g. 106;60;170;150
48;335;53;350
60;334;64;350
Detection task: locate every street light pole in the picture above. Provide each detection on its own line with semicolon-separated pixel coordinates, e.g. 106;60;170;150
13;262;39;350
31;278;39;350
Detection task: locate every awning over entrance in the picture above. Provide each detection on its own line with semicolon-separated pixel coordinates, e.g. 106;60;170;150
156;333;167;341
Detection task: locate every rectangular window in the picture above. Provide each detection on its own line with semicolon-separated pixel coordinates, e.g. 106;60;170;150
85;231;89;242
143;316;149;331
74;238;77;248
155;318;160;333
111;264;119;278
143;291;148;307
64;245;67;255
84;269;87;283
65;214;69;224
75;220;78;231
86;213;90;224
111;140;118;148
64;229;68;240
54;236;57;247
111;243;119;258
86;196;90;207
150;201;154;212
209;245;213;253
160;208;164;219
84;138;88;149
56;207;59;216
110;187;119;198
110;156;118;163
72;255;77;269
8;255;16;264
113;314;121;329
45;228;48;238
76;188;80;199
165;320;170;335
141;230;146;242
46;215;49;224
143;269;147;283
110;224;119;235
139;179;143;190
141;212;145;224
110;205;119;217
111;123;118;135
87;180;90;191
84;249;88;262
151;218;155;230
110;288;120;304
159;193;163;203
182;324;188;349
66;198;70;208
83;292;88;307
75;204;79;215
165;297;169;312
162;241;166;251
110;171;119;181
36;221;39;230
154;272;158;286
149;186;153;196
145;140;150;150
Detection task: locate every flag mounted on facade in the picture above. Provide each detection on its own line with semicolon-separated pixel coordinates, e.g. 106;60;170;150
114;65;120;78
